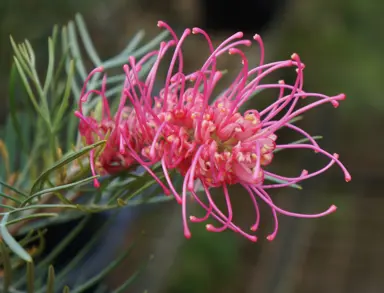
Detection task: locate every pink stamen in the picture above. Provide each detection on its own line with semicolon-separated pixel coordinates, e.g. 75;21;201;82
187;145;205;191
253;186;337;218
161;158;182;203
182;169;192;238
89;149;100;188
121;134;170;195
74;111;103;137
200;32;245;73
192;27;216;93
79;66;104;113
149;121;167;160
197;186;257;241
101;74;111;119
262;190;279;241
276;144;351;181
163;29;191;111
242;184;260;232
205;183;233;232
252;141;261;181
253;34;265;76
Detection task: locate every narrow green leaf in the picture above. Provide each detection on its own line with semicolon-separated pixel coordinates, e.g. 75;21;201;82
84;34;164;112
0;204;76;216
0;204;15;210
102;30;145;69
122;177;161;202
19;43;30;63
103;85;123;101
19;229;47;249
9;36;33;78
0;241;12;293
0;214;32;262
94;75;125;87
52;46;70;89
107;175;159;204
75;14;102;66
60;25;81;150
127;195;173;206
24;41;36;67
104;30;168;70
102;30;168;71
46;265;55;293
63;286;70;293
119;29;145;57
138;55;157;77
24;41;51;125
0;181;27;199
27;261;34;293
74;203;118;213
25;176;98;206
5;213;58;226
43;37;55;94
33;229;46;259
16;142;44;187
67;115;79;152
13;57;45;120
53;59;75;131
53;191;74;205
288;116;303;124
104;55;156;107
132;30;169;58
30;140;105;194
108;176;146;204
0;191;23;204
62;26;81;100
51;25;59;48
68;21;87;80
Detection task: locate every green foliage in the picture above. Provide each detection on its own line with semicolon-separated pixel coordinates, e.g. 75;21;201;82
0;13;169;292
0;214;151;293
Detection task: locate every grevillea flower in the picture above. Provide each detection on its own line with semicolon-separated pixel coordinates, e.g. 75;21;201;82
77;22;351;242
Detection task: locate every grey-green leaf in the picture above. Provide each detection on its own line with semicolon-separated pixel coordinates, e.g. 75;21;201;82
46;265;55;293
0;213;32;262
30;140;105;195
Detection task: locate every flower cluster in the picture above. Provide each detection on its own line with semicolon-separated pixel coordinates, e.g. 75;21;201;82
76;22;351;242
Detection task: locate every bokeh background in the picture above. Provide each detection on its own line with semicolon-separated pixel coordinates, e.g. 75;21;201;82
1;0;383;292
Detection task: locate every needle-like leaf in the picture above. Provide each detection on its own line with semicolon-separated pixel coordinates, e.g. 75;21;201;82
0;214;32;262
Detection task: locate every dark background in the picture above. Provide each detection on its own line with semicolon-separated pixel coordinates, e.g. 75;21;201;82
1;0;383;292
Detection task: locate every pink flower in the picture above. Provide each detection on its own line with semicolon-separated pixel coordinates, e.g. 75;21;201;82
75;68;143;186
77;22;351;242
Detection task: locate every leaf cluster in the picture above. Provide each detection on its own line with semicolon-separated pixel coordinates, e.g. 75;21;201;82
0;14;168;292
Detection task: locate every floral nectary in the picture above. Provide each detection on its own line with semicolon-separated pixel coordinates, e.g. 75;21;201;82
76;22;351;242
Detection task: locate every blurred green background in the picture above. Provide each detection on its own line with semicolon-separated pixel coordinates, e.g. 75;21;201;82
1;0;383;292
